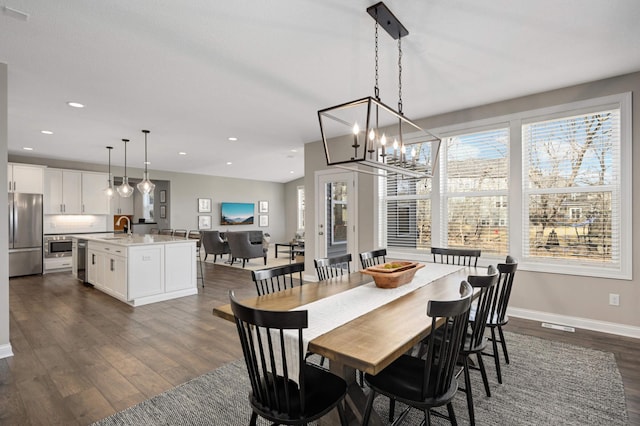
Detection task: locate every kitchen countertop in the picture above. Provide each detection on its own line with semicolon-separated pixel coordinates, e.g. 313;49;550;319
72;234;197;247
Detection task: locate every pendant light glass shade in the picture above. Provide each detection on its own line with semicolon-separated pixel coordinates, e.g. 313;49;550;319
104;146;114;198
137;129;155;195
117;139;134;198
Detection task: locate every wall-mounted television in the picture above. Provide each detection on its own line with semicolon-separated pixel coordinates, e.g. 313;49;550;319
221;202;255;225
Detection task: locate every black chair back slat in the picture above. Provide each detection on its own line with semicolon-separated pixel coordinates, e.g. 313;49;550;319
431;247;481;267
314;254;352;281
251;262;305;296
359;248;387;269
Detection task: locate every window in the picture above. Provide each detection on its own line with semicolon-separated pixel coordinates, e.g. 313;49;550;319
522;104;626;275
297;186;305;232
441;128;510;256
381;175;432;251
379;92;630;279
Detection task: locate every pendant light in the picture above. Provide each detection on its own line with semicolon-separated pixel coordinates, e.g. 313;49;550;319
137;129;155;195
116;138;133;198
104;146;114;198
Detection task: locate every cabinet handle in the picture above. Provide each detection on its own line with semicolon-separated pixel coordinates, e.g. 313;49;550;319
82;205;85;213
110;259;114;271
13;182;16;191
8;182;11;191
92;254;95;264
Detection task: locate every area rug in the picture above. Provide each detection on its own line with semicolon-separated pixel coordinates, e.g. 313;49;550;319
93;332;629;426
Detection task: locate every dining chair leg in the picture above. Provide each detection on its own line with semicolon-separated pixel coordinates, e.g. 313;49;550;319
362;389;377;426
462;356;476;426
446;403;458;426
249;412;257;426
388;398;395;422
498;325;510;364
424;408;432;426
490;327;502;383
477;353;491;397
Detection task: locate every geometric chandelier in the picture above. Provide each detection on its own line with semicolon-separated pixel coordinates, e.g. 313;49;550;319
318;2;441;178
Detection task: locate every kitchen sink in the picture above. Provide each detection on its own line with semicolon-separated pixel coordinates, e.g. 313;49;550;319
100;237;128;240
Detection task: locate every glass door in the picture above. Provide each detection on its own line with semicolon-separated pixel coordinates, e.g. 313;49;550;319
316;172;357;259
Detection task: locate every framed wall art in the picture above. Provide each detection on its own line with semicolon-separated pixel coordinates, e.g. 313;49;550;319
198;215;212;230
160;205;166;219
259;215;269;227
160;190;166;203
198;198;212;213
259;200;269;213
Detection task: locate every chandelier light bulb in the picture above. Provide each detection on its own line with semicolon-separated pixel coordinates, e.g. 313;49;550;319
380;134;387;146
353;123;359;135
369;128;375;141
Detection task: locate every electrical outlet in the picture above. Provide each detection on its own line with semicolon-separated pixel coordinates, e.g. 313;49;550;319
609;293;620;306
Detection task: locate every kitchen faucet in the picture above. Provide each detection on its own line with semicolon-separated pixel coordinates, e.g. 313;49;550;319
116;216;132;236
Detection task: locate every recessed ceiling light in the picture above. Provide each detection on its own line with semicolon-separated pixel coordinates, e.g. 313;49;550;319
290;149;298;153
290;170;294;174
178;152;187;156
67;101;85;108
228;137;238;141
226;161;232;165
144;161;151;165
40;130;53;135
23;147;33;151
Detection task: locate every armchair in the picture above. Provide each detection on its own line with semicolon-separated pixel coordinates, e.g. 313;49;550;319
226;231;268;268
201;230;230;263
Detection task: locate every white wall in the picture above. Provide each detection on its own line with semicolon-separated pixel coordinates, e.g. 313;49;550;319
0;63;11;358
304;71;640;333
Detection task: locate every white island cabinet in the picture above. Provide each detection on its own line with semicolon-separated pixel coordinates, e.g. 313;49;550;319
82;234;197;306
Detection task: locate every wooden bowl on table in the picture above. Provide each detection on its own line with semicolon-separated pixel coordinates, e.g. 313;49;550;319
361;261;425;288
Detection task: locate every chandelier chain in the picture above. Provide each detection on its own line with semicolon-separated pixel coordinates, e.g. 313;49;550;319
374;16;379;100
398;35;403;115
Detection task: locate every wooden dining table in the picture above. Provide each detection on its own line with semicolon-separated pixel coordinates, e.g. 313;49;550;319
213;264;476;425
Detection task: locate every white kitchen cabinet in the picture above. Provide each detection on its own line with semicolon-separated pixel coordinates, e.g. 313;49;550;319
44;169;82;214
8;163;44;194
81;172;111;214
128;245;164;299
88;242;127;301
112;193;134;215
165;243;196;292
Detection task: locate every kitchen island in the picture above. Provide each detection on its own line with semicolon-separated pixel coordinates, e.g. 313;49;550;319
74;234;198;307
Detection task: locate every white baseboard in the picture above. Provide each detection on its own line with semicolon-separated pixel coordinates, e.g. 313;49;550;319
509;307;640;339
0;343;14;359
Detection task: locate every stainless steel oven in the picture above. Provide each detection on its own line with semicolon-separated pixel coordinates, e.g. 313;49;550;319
44;235;73;258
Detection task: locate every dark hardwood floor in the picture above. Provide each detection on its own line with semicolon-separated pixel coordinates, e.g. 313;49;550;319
1;263;639;425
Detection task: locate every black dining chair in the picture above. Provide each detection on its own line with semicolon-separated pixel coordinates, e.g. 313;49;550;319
229;291;348;425
363;281;473;425
431;247;481;266
159;229;174;236
314;254;352;281
481;255;518;384
458;265;499;426
359;248;387;269
251;262;305;296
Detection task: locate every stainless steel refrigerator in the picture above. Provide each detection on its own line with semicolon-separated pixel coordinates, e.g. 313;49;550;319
9;193;43;277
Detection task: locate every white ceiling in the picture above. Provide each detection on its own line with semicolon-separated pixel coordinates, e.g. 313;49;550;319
2;0;639;183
